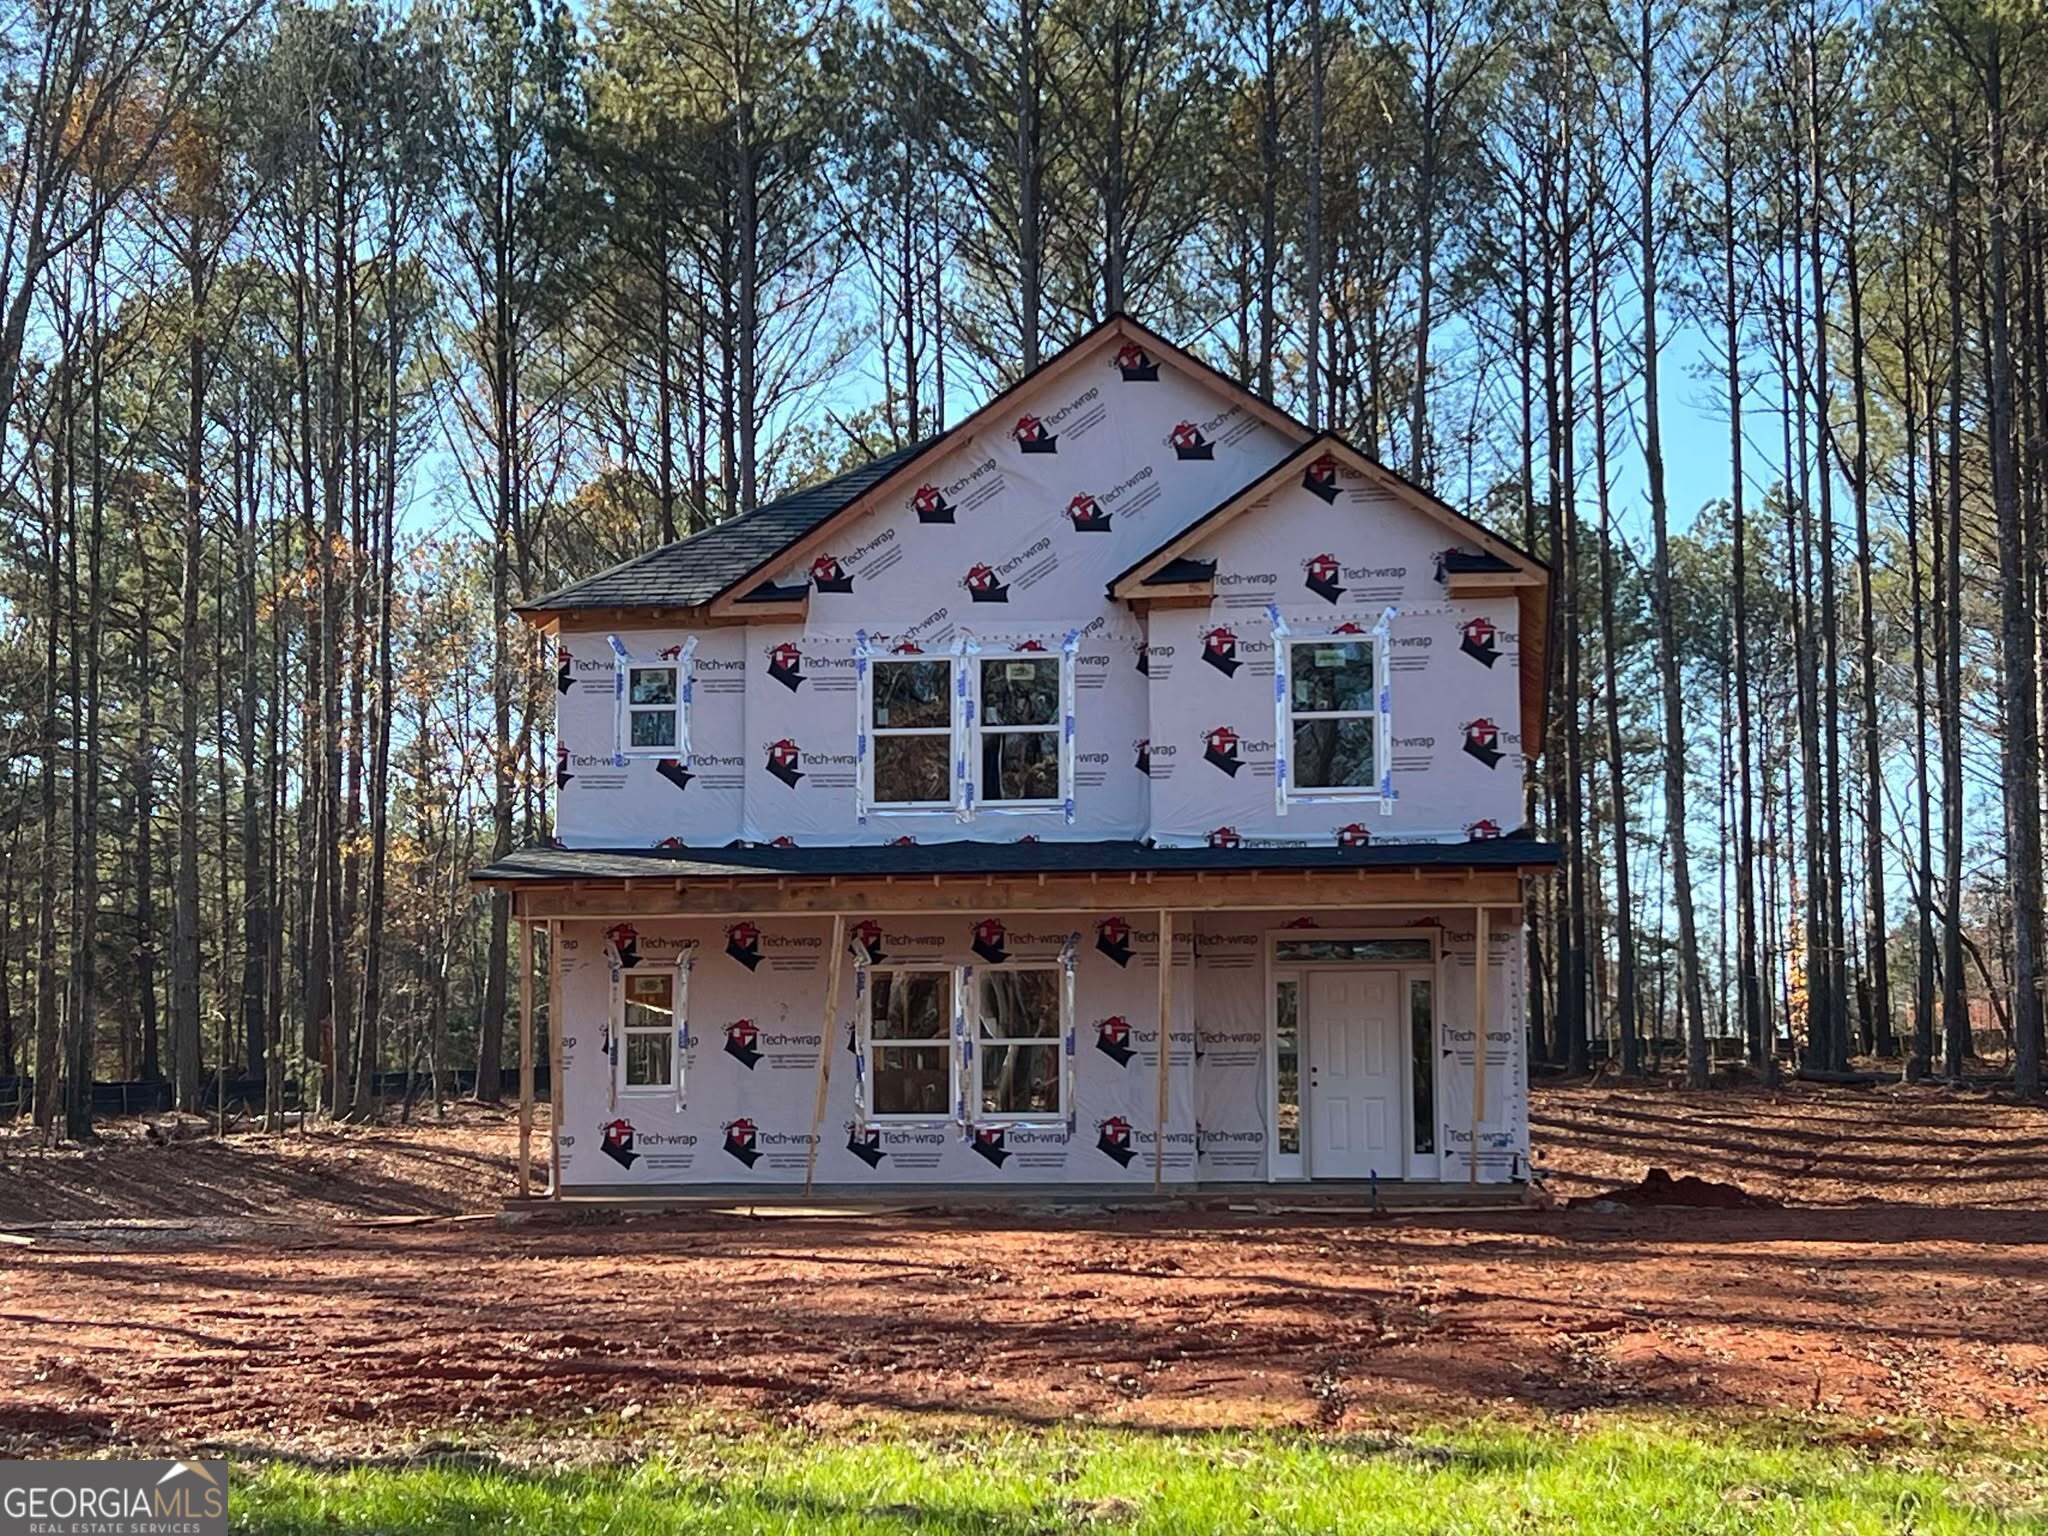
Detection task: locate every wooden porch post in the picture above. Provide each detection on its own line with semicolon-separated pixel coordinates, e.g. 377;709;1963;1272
518;913;535;1200
803;914;848;1196
547;919;563;1198
1154;909;1174;1193
1469;904;1490;1187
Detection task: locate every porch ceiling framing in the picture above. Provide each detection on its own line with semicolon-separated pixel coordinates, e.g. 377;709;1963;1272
497;866;1534;923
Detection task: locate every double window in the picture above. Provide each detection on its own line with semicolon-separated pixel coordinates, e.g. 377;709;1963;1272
1286;635;1380;795
866;651;1067;810
618;969;679;1092
859;960;1066;1124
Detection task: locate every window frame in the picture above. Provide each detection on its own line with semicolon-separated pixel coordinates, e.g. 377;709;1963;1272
864;653;959;812
611;636;695;762
1276;627;1391;809
614;963;685;1097
970;961;1068;1126
971;648;1068;812
859;963;958;1125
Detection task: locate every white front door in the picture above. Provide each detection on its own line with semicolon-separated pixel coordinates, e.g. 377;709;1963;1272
1306;969;1403;1179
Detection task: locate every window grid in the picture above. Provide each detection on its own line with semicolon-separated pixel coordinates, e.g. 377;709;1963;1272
973;964;1065;1124
870;657;956;809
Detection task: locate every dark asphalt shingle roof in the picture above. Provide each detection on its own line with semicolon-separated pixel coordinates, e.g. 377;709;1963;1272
471;836;1559;885
523;439;935;613
1145;557;1217;585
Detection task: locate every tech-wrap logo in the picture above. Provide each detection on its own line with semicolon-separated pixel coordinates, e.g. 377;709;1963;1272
1168;420;1214;460
1207;825;1242;849
1460;615;1500;668
1095;1015;1135;1066
852;918;886;962
1012;413;1057;453
1203;725;1243;777
1065;492;1111;532
1302;451;1341;504
722;1117;761;1166
723;1018;763;1068
971;1126;1010;1166
1134;738;1151;775
1467;818;1504;840
1111;339;1160;381
1096;1114;1137;1166
556;648;574;694
767;641;805;691
1337;822;1372;848
606;923;641;968
1095;914;1136;966
964;562;1009;603
1202;625;1242;677
725;921;763;970
846;1122;886;1169
1304;551;1347;604
972;917;1009;964
765;737;805;787
912;482;955;524
809;554;854;594
1462;717;1507;770
657;757;694;793
601;1117;640;1169
556;745;573;789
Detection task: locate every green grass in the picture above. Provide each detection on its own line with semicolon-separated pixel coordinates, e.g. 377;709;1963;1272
229;1415;2048;1534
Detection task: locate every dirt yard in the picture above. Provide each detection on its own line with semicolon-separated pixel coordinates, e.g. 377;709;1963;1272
1;1081;2044;1456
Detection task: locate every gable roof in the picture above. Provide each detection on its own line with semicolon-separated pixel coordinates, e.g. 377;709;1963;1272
1107;433;1545;597
519;439;933;620
692;313;1312;621
518;313;1312;628
1107;433;1552;755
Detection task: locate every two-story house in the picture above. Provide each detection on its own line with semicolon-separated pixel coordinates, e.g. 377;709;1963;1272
473;314;1556;1197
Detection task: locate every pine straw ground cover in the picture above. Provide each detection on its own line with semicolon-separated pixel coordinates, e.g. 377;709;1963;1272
228;1413;2048;1534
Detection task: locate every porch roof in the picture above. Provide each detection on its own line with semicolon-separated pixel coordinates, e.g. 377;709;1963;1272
483;839;1549;919
471;836;1559;888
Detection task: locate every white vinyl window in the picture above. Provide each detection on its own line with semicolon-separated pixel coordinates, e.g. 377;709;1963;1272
863;967;955;1120
870;656;955;807
974;965;1065;1122
1287;636;1380;794
617;969;678;1092
976;653;1064;806
613;662;682;758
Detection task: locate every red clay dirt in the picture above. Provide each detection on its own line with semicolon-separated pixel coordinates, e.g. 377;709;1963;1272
0;1081;2043;1455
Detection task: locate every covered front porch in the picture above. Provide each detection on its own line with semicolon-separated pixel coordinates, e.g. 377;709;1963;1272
471;838;1557;1201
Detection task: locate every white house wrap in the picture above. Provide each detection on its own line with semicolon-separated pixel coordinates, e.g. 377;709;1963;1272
486;315;1555;1198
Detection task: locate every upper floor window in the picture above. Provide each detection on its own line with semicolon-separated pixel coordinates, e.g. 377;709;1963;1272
870;656;955;807
611;635;694;761
626;665;680;750
978;654;1062;805
1288;636;1379;794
